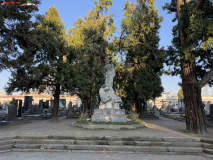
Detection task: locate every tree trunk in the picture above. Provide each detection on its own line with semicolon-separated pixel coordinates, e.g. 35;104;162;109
87;92;91;117
52;84;60;122
181;57;207;134
132;90;137;113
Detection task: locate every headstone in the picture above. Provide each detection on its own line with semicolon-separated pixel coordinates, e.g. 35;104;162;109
3;102;5;110
59;99;66;109
17;100;22;117
5;105;8;114
23;96;31;112
68;101;72;111
72;105;78;112
8;105;16;121
46;100;49;108
39;99;43;109
210;104;213;118
50;98;54;108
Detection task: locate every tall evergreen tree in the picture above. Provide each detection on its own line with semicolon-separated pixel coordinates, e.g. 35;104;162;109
67;0;116;115
0;0;41;72
4;5;76;122
162;0;213;133
119;0;164;112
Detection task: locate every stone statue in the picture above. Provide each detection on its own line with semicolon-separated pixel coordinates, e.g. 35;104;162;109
99;59;123;109
91;57;126;122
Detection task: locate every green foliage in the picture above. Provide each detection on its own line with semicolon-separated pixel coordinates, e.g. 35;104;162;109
0;0;42;72
78;112;88;121
117;0;164;106
163;0;213;84
129;111;140;121
178;88;183;100
5;100;10;105
67;0;116;104
4;5;76;95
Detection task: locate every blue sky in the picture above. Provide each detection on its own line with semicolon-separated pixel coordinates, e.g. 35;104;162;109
0;0;196;96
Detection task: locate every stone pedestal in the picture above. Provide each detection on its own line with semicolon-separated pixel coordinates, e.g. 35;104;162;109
91;109;127;122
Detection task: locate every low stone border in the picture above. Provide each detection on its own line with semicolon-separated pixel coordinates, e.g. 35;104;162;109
71;122;147;130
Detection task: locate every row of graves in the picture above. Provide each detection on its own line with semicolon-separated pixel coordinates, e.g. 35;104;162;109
161;97;213;127
0;96;86;124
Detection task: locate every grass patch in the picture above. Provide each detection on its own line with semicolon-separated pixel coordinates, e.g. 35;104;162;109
77;120;143;125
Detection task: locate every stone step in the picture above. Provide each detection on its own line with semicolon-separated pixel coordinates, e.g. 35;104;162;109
0;149;11;154
75;140;201;147
102;145;168;152
42;144;103;150
162;137;200;142
14;136;201;142
0;136;17;141
14;139;75;145
0;144;13;150
201;138;213;144
14;144;42;149
203;143;213;149
40;144;203;153
203;148;213;155
167;147;203;153
0;140;14;146
10;139;202;148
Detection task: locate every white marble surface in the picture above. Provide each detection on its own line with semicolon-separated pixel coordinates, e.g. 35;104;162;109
99;61;123;109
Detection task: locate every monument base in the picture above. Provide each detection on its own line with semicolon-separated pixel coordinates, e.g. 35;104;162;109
91;109;127;122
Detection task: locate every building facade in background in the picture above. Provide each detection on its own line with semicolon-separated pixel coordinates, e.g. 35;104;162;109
201;84;212;97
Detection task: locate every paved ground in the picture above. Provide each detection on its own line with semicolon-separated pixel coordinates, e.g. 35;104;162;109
0;152;212;160
0;116;213;159
0;116;213;138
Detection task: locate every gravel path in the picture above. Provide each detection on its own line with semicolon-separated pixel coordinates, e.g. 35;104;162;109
0;116;212;138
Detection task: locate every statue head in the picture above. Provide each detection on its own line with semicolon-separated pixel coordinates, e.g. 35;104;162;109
106;57;111;64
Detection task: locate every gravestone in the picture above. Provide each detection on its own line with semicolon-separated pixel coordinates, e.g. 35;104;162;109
39;99;43;109
68;101;72;111
46;100;49;109
5;105;8;114
24;96;30;111
210;104;213;119
3;102;5;110
17;100;22;117
59;99;66;109
72;105;78;113
50;98;54;108
8;105;16;121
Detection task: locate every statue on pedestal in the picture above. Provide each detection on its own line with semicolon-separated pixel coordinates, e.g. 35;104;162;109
91;57;126;122
99;58;123;109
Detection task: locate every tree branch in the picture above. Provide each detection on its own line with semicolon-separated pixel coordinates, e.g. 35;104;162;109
198;49;213;89
197;0;206;10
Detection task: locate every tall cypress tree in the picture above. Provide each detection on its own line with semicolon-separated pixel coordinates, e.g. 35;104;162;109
119;0;164;112
4;5;76;122
67;0;116;115
0;0;41;72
